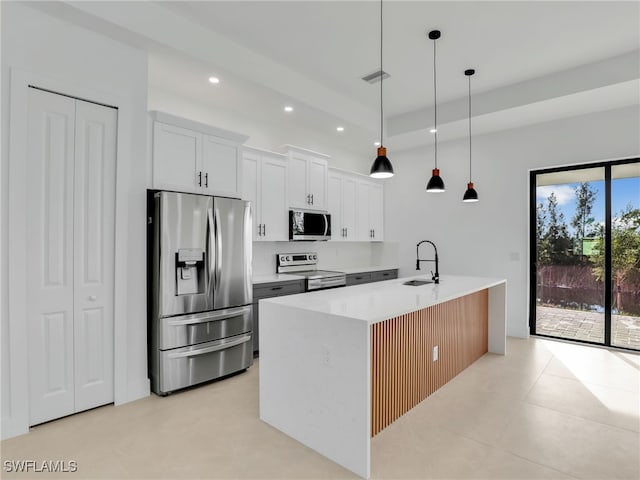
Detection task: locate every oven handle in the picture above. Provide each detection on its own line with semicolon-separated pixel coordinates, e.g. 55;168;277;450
166;306;251;326
308;277;346;290
167;334;252;359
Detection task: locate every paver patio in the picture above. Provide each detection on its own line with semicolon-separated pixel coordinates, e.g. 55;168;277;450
536;306;640;349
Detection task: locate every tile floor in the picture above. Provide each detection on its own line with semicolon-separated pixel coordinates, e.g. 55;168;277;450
2;337;639;479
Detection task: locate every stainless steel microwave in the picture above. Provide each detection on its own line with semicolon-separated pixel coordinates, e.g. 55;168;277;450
289;210;331;241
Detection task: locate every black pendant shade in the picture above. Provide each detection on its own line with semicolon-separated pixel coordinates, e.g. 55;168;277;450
463;182;479;202
370;147;394;178
426;168;445;192
426;29;444;193
369;0;394;179
462;68;479;203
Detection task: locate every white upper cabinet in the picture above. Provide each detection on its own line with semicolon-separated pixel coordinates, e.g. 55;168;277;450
282;145;329;211
328;169;359;242
150;111;248;198
241;147;289;242
356;177;384;241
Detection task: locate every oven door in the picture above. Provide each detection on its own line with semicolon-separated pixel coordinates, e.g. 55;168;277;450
289;210;331;241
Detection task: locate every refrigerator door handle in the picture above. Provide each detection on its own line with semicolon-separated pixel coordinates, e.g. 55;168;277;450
207;206;215;301
214;208;222;287
167;334;252;359
167;306;252;326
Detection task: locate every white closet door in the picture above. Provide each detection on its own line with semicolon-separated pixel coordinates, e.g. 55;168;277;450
27;88;76;425
73;100;116;412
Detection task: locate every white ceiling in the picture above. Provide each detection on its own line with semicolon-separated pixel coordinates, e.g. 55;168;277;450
38;1;640;155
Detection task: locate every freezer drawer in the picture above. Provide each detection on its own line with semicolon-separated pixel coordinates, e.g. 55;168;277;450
157;333;253;394
159;305;252;350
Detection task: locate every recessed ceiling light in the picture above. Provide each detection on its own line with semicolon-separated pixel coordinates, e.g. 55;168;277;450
430;128;437;133
336;126;345;132
208;76;220;84
374;141;381;146
284;106;294;112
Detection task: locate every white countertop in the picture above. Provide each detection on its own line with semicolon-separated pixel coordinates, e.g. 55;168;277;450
252;266;398;284
319;265;399;274
252;273;305;285
261;274;506;324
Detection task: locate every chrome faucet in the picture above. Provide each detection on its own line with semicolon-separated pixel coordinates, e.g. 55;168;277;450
416;240;440;284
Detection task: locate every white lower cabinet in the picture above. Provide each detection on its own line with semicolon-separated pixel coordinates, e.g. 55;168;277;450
242;147;289;241
26;88;116;425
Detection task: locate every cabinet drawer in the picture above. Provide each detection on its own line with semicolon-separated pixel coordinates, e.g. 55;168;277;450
371;269;398;282
159;306;252;350
254;280;305;300
158;333;253;393
346;272;372;286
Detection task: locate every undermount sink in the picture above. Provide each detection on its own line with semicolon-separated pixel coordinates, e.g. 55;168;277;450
403;279;434;286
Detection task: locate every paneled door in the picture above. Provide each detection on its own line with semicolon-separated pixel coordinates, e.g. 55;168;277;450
27;87;116;425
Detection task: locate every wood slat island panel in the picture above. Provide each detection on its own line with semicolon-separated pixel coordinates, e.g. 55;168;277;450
371;289;488;437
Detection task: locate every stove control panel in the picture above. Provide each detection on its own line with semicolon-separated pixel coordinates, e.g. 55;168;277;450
277;252;318;268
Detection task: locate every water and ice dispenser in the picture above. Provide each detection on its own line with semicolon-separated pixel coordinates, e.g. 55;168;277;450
175;248;205;295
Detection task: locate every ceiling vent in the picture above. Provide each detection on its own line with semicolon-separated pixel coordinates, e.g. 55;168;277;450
361;69;391;84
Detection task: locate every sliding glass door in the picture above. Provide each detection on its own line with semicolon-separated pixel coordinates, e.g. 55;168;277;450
530;158;640;351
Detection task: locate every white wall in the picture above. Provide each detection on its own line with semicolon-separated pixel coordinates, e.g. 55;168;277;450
385;106;640;338
148;86;371;174
1;2;149;439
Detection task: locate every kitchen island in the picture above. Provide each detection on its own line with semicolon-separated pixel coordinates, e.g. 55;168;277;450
259;275;506;479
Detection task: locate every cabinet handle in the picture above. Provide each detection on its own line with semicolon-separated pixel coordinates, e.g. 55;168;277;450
345;227;348;237
204;172;208;188
198;171;202;187
311;194;314;205
306;194;310;204
372;229;375;238
260;224;264;236
270;286;283;291
263;224;266;236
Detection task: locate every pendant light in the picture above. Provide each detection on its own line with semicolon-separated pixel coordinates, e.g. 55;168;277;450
369;0;394;179
462;68;479;202
426;30;444;192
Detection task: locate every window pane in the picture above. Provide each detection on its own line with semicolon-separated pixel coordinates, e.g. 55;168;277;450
535;167;605;344
611;163;640;350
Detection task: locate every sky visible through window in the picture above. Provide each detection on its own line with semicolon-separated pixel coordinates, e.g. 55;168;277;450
536;177;640;236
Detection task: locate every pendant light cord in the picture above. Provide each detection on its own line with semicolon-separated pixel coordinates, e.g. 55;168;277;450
380;0;383;146
433;37;438;168
468;74;472;182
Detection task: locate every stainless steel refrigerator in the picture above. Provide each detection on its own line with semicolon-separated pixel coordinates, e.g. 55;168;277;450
149;191;253;395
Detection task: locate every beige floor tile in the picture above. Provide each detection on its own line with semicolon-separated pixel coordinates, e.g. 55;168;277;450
541;341;640;393
2;338;639;480
525;373;640;432
497;402;640;479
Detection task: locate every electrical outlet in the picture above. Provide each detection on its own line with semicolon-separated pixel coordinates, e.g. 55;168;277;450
321;344;331;366
432;345;438;362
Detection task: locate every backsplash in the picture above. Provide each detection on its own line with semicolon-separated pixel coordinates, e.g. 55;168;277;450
252;241;399;275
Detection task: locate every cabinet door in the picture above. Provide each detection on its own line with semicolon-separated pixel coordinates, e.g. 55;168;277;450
327;171;343;241
241;151;261;241
370;183;384;241
288;152;309;209
153;122;201;193
342;175;358;241
307;157;328;210
202;135;241;198
356;180;372;241
261;156;289;241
